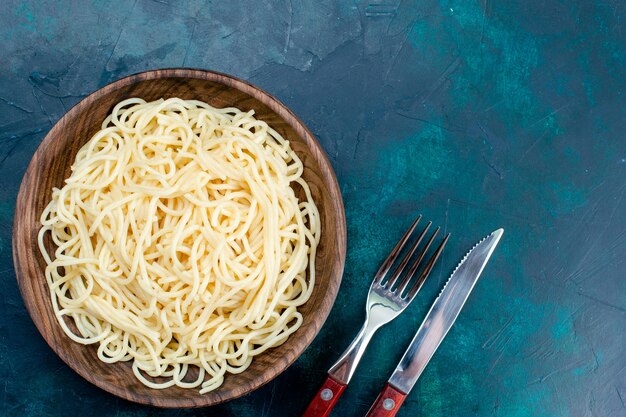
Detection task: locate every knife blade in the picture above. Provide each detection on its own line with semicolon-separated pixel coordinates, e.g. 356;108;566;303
366;228;503;416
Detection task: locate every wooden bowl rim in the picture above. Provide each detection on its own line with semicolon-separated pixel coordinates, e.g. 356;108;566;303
12;68;346;408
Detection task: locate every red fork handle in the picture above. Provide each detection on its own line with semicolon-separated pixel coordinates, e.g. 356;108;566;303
302;375;347;417
365;383;408;417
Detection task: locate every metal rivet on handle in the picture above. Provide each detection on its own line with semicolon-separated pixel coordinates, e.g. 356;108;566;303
320;388;333;401
383;398;395;410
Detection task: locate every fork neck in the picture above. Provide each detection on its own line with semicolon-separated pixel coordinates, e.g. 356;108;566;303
328;317;383;384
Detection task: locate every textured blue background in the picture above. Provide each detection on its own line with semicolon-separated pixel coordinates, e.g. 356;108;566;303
1;1;625;416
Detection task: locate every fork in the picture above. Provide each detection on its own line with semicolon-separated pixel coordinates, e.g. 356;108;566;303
302;216;449;417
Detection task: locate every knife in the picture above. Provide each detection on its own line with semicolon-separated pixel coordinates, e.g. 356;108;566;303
365;228;503;417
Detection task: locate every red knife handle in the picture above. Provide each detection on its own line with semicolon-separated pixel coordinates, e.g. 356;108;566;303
302;375;347;417
365;383;408;417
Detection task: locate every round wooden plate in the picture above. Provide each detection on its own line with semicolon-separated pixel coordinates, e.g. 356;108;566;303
12;69;346;408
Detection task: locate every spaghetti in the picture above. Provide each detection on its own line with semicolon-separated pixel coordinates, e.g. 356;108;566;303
38;97;320;393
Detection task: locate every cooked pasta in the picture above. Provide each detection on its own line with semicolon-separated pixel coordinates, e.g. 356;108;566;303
38;97;320;393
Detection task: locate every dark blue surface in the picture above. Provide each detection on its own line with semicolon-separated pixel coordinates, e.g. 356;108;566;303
1;1;625;416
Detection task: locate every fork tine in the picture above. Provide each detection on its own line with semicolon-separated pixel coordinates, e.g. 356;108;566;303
373;215;421;284
383;221;431;289
395;227;440;296
403;232;450;300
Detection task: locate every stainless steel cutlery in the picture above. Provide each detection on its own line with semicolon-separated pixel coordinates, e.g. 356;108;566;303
302;224;503;417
